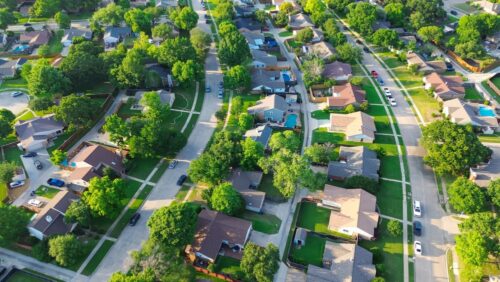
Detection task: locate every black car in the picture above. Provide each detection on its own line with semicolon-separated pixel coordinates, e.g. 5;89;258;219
450;10;458;16
445;62;454;71
22;152;37;158
129;213;141;226
355;39;362;45
23;23;32;27
204;14;210;19
363;47;370;53
34;160;43;170
413;221;422;236
177;174;187;186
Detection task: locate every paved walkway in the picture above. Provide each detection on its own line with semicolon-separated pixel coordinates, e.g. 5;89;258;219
180;82;200;133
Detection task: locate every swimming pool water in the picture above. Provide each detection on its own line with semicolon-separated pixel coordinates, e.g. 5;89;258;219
13;45;29;52
285;114;297;128
282;73;291;82
478;106;495;117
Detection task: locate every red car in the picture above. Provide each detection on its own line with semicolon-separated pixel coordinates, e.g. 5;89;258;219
371;70;378;78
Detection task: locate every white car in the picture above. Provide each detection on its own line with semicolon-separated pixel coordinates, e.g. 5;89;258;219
9;180;25;189
413;200;422;217
384;88;391;97
28;199;43;208
11;91;23;97
389;98;397;107
414;241;422;256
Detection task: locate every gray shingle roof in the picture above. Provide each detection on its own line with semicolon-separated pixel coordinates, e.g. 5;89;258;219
327;146;380;180
250;69;285;90
244;124;273;147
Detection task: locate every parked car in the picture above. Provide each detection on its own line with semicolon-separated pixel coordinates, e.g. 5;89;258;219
204;14;210;19
23;23;31;27
11;91;23;97
413;200;422;217
355;39;362;45
34;160;43;170
205;86;211;93
450;10;458;15
389;98;397;107
219;81;223;87
378;78;384;85
22;152;37;158
205;19;211;24
371;70;378;78
177;174;187;186
413;221;422;236
28;199;43;208
445;62;454;71
129;212;141;226
47;178;65;187
414;241;422;255
9;180;25;189
218;92;224;99
168;160;178;169
384;88;391;97
363;47;370;53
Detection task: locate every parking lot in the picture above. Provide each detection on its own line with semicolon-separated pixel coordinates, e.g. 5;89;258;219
0;91;29;115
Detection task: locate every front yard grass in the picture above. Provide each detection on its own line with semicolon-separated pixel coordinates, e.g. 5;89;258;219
481;81;500;103
175;185;191;201
168;111;189;132
406;88;441;122
363;79;383;104
376;180;403;219
240;211;281;234
172;84;196;110
367;105;392;134
278;31;293;37
0;77;27;90
34;185;60;199
359;219;404;282
81;240;115;276
478;133;500;143
392;67;423;89
16;110;35;121
127;157;160;180
311;110;330;120
3;146;23;166
259;173;287;202
464;86;483;101
289;232;326;267
0;183;7;202
149;160;168;183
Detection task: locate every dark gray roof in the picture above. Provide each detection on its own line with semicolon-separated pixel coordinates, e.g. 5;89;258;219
244;124;273;148
250;69;285;90
228;169;265;211
327;146;380;180
14;114;64;142
62;28;93;41
0;60;18;77
234;18;262;31
251;49;278;67
104;26;132;39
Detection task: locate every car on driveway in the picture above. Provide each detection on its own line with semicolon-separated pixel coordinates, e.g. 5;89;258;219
11;91;24;97
34;160;43;170
445;62;454;71
168;160;178;169
47;178;65;187
28;199;43;208
413;200;422;217
23;23;31;27
413;221;422;236
177;174;187;186
22;152;37;158
414;241;422;255
9;180;24;189
355;39;362;45
129;213;141;226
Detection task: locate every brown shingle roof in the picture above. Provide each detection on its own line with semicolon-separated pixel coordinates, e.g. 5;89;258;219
425;72;465;97
70;145;124;176
327;83;366;108
322;61;352;79
20;30;51;46
329;112;375;140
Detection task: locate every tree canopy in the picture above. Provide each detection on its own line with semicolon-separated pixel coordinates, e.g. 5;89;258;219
448;177;486;214
346;2;376;36
218;28;251;66
0;203;31;243
241;243;280;282
124;8;153;34
224;65;251;92
240;137;264;170
170;6;199;31
371;29;400;48
210;182;244;216
0;7;16;30
28;60;70;97
61;41;106;91
48;234;83;267
31;0;60;17
384;3;405;27
269;130;301;152
54;94;99;129
82;176;124;218
156;37;197;67
456;231;489;266
91;3;126;26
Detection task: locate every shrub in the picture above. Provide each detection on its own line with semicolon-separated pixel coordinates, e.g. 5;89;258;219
345;175;378;194
29;97;54;111
387;219;402;236
32;239;51;262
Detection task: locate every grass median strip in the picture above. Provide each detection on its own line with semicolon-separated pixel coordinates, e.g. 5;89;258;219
81;240;115;276
109;185;155;238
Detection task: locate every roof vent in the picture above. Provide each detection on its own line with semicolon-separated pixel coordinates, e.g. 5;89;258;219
45;215;53;223
111;162;116;165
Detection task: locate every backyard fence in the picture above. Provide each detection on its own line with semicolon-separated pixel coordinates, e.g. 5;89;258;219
192;265;239;282
486;75;500;96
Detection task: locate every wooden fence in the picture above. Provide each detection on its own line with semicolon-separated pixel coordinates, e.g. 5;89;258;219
192;266;238;282
486;74;500;96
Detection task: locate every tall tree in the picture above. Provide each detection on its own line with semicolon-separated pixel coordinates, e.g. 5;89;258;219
240;137;264;170
54;94;99;129
0;162;16;183
0;203;30;243
241;243;280;282
448;177;486;214
371;28;400;48
487;179;500;209
31;0;61;17
190;27;211;58
152;23;173;40
64;200;91;228
224;65;251;92
0;7;16;30
48;234;83;267
91;3;125;26
169;6;198;31
172;60;201;85
383;3;405;27
54;11;70;29
456;231;489;266
336;42;361;63
417;26;444;44
49;149;67;166
60;41;106;91
213;0;234;21
111;48;146;89
346;2;376;36
269;130;300;152
218;31;251;66
210;182;244;216
28;60;70;97
124;8;153;34
83;176;124;218
103;114;130;148
156;37;197;67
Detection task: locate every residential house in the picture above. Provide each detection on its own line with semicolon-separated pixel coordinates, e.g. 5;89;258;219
423;72;465;101
234;18;262;32
67;144;125;193
14;114;64;151
327;146;380;181
244;124;273;149
104;27;132;48
322;61;352;82
329;112;376;143
155;0;178;8
251;49;278;69
247;94;288;122
406;52;446;74
475;0;499;14
242;31;265;50
288;13;314;30
0;59;19;79
310;29;324;43
302;42;336;60
250;68;286;94
469;149;500;187
133;90;175;112
443;98;499;134
228;169;266;213
28;190;79;240
322;185;379;240
307;242;376;282
61;28;93;47
327;83;366;110
19;29;51;47
189;209;252;262
426;60;447;73
234;4;255;17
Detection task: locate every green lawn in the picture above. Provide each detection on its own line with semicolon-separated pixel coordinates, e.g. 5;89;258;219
259;173;286;202
279;31;293;37
34;186;60;199
289;233;326;267
109;185;154;238
183;113;199;137
311;110;331;120
16;110;35;121
363;79;383;104
172;84;197;110
117;98;141;119
453;2;478;13
3;146;23;166
0;183;7;202
407;88;441;122
481;81;500;103
351;64;365;76
240;211;281;234
3;270;52;282
445;15;459;25
379;52;405;69
214;256;242;275
0;77;28;90
150;160;168;183
127;157;160;180
367;105;392;134
287;39;303;49
81;240;115;276
360;219;404;282
175;185;191;201
376;180;403;219
311;128;345;144
492;77;500;88
64;238;100;271
168;111;189;132
464;87;483;101
296;202;331;234
392;67;423;88
478;133;500;143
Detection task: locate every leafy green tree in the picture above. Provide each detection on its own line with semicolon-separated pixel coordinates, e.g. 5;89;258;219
336;42;361;63
0;0;17;10
110;269;156;282
147;202;198;248
456;231;488;266
54;11;70;29
61;42;106;91
32;239;51;262
28;60;70;97
0;109;14;123
448;177;486;214
31;0;61;17
421;121;491;175
103;114;130;148
459;212;498;239
170;6;198;31
417;26;444;44
152;23;173;40
0;118;10;139
269;130;300;152
304;143;333;164
54;94;99;129
111;48;146;88
487;179;500;208
274;11;288;27
279;2;294;14
37;44;50;56
238;113;254;131
346;2;376;36
300;169;327;191
406;0;446;29
218;31;251;66
0;7;16;30
241;243;280;282
48;234;83;267
302;57;324;87
254;10;267;24
311;10;332;26
83;176;124;218
387;220;402;236
91;3;126;26
384;3;405;27
156;37;197;67
124;8;152;34
304;0;326;14
454;41;485;60
326;0;354;14
0;162;16;183
296;28;314;43
0;203;30;243
64;200;91;227
371;29;400;48
224;65;251;92
116;0;130;8
190;27;211;58
210;182;244;215
213;0;234;21
172;60;201;85
322;18;346;47
240;137;264;170
49;149;67;166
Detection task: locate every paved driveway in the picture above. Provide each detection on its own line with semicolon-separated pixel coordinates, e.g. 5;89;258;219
0;91;29;115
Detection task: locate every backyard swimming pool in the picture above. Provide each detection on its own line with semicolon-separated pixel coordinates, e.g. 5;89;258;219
12;45;30;53
285;114;298;128
478;106;495;117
